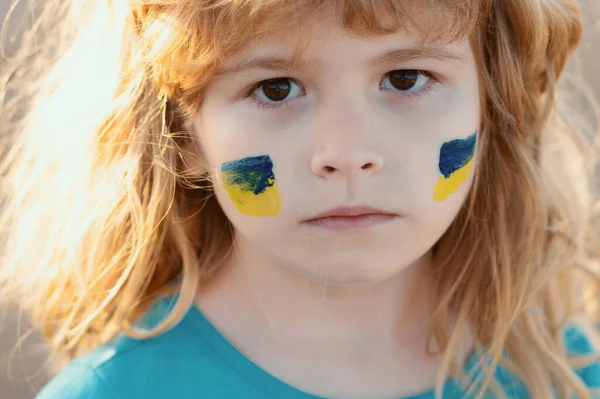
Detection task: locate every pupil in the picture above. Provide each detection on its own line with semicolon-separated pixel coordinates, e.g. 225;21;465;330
390;71;418;91
262;79;291;101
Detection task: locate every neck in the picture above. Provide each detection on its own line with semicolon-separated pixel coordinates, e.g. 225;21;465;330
194;234;472;398
196;232;435;351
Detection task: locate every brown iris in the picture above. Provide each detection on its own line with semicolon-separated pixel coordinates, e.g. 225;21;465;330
388;70;419;91
260;78;292;101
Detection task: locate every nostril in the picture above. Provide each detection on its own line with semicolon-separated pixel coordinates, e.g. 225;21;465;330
312;156;383;177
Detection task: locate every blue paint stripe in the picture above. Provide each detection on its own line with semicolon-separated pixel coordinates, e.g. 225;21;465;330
438;131;477;178
221;155;275;195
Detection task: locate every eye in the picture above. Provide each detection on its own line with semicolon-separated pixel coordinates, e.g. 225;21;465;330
380;70;431;93
252;78;302;104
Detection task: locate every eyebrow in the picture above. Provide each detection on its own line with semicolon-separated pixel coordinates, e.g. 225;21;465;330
217;46;466;78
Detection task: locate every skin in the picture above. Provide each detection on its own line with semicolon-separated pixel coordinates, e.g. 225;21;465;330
192;15;481;399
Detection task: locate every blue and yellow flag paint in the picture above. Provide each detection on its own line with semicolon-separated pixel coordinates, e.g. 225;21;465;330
433;131;477;202
221;155;282;216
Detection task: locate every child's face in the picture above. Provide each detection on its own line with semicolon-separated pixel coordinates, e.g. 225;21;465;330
193;21;481;284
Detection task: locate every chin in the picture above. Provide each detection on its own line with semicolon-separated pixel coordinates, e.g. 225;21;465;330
290;259;407;286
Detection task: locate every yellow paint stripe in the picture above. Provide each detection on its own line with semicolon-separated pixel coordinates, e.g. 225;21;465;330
433;159;473;202
222;179;282;216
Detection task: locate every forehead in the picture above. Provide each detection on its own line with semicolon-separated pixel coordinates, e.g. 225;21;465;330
240;0;479;39
217;24;471;79
209;0;480;67
145;0;484;108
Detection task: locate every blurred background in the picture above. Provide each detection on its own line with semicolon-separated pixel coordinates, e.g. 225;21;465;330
0;0;599;398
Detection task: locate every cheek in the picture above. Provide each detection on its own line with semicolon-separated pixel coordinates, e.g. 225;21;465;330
397;130;477;233
385;129;477;205
218;155;282;217
208;154;288;249
193;106;286;218
427;133;478;233
432;131;477;202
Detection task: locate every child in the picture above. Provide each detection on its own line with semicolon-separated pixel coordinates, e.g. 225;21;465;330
1;0;600;397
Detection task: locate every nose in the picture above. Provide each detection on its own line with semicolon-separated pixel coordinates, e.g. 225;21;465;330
311;151;384;179
309;90;385;179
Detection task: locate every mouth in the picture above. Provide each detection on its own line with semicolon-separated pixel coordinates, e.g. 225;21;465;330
301;206;400;231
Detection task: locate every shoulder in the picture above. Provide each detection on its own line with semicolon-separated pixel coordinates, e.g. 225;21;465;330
35;335;172;399
36;324;215;399
36;298;222;399
563;323;600;389
35;360;117;399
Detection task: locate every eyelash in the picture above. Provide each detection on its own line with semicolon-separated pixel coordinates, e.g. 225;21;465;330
242;70;440;110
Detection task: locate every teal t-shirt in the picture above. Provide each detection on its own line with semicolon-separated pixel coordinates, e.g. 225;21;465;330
36;296;600;398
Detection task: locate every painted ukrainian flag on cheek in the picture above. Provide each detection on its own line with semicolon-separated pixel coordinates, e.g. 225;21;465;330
221;155;282;216
433;131;477;202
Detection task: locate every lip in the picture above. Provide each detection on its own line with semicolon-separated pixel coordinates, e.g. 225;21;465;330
302;206;399;231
